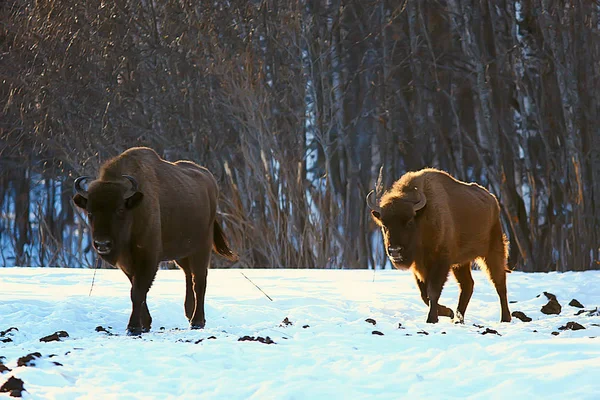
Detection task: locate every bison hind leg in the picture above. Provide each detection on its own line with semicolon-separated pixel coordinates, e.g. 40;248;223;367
437;305;454;320
141;305;152;332
480;222;511;322
481;256;511;322
451;263;474;323
188;247;211;330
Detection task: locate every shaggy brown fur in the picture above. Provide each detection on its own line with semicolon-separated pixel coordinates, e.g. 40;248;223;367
368;168;511;323
73;147;237;335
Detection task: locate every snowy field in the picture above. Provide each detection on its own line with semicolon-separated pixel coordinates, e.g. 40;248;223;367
1;268;599;399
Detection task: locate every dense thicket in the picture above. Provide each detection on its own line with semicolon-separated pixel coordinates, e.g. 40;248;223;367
1;0;598;271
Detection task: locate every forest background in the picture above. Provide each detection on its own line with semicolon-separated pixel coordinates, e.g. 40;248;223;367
1;0;599;271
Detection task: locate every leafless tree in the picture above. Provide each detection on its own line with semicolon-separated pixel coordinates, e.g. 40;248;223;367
1;0;598;271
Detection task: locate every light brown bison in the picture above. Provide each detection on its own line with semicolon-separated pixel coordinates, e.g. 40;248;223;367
367;168;511;324
73;147;236;335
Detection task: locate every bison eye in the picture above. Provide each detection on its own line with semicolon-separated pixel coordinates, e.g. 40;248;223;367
87;212;93;218
116;208;125;218
407;220;414;227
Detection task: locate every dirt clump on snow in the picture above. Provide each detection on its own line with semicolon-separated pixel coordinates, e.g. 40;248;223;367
0;376;25;397
95;326;114;335
575;307;599;317
0;357;10;374
193;336;216;344
0;327;18;336
16;352;62;368
39;331;69;343
16;353;42;367
238;336;275;344
511;311;532;322
568;299;584;308
543;292;557;301
558;322;586;331
0;327;18;343
481;328;501;336
541;298;561;315
365;318;376;325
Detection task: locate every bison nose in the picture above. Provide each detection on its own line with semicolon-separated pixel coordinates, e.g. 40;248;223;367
388;246;404;259
94;240;113;255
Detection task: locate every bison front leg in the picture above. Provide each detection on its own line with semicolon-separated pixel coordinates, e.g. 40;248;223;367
424;265;451;324
414;274;454;321
127;269;157;336
190;268;208;329
176;257;196;321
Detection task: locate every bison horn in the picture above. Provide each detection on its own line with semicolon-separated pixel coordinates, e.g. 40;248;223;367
73;176;92;198
122;175;139;198
366;190;381;212
413;189;427;211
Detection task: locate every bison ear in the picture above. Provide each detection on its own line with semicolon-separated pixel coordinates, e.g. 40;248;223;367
73;194;87;210
371;210;382;224
125;192;144;209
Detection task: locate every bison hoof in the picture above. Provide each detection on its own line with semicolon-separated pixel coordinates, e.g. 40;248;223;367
190;322;206;330
126;327;143;336
453;311;465;324
426;316;439;324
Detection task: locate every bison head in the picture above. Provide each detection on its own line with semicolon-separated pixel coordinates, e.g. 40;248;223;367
367;187;427;269
73;175;143;263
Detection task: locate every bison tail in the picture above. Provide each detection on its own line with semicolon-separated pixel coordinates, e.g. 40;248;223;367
501;231;512;273
488;219;510;273
213;220;238;261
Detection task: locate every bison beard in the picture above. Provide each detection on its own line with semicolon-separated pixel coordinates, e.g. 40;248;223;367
368;168;511;324
73;147;237;335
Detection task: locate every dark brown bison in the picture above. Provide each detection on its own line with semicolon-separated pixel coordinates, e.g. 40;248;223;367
367;168;511;324
73;147;237;335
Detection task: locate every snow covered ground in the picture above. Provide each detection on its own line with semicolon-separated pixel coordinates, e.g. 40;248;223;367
1;268;599;399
